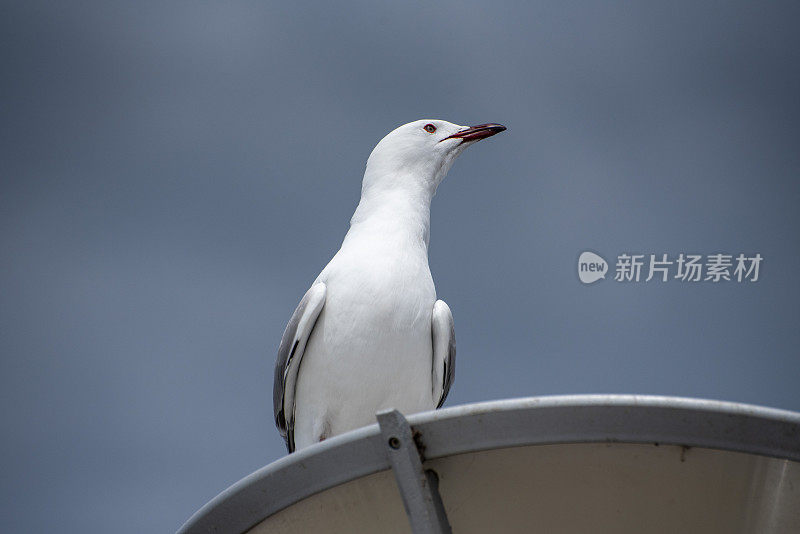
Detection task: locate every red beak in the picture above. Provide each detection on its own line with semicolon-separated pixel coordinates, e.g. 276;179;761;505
441;123;507;143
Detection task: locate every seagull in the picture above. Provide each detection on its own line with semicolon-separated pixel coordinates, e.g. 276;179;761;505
273;119;506;452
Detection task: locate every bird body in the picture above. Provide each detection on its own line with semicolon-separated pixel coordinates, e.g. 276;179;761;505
274;120;505;452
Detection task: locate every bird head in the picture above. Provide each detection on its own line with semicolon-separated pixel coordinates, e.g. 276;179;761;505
363;119;506;196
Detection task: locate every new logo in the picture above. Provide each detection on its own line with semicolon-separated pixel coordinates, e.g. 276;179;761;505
578;251;608;284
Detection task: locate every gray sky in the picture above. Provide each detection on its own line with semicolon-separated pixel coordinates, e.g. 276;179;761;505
1;2;798;532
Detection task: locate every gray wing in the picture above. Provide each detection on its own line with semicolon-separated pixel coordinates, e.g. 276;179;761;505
431;299;456;408
273;282;326;453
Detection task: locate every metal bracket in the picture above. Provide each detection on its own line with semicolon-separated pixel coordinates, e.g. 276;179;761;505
377;409;452;534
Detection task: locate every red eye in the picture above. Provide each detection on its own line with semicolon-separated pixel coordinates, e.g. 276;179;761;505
424;123;437;134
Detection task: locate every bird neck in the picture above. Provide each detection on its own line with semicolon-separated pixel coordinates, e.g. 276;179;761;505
345;176;434;252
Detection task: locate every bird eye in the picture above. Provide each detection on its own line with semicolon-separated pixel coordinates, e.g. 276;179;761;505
424;124;437;134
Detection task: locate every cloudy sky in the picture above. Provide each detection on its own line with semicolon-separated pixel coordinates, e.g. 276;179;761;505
2;2;798;532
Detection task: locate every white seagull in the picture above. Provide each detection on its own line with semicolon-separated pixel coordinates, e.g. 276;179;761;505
273;119;506;452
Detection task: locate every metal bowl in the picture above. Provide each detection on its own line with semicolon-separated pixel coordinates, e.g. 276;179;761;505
178;395;800;533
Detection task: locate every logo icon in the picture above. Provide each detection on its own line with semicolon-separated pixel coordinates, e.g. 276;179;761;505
578;251;608;284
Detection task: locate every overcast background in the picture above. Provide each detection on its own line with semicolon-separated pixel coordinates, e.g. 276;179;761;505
2;1;799;532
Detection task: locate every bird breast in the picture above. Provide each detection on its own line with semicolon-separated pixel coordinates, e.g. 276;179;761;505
321;243;436;341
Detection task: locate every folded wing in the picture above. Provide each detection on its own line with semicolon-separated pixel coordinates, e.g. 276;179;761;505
431;299;456;408
273;283;326;452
